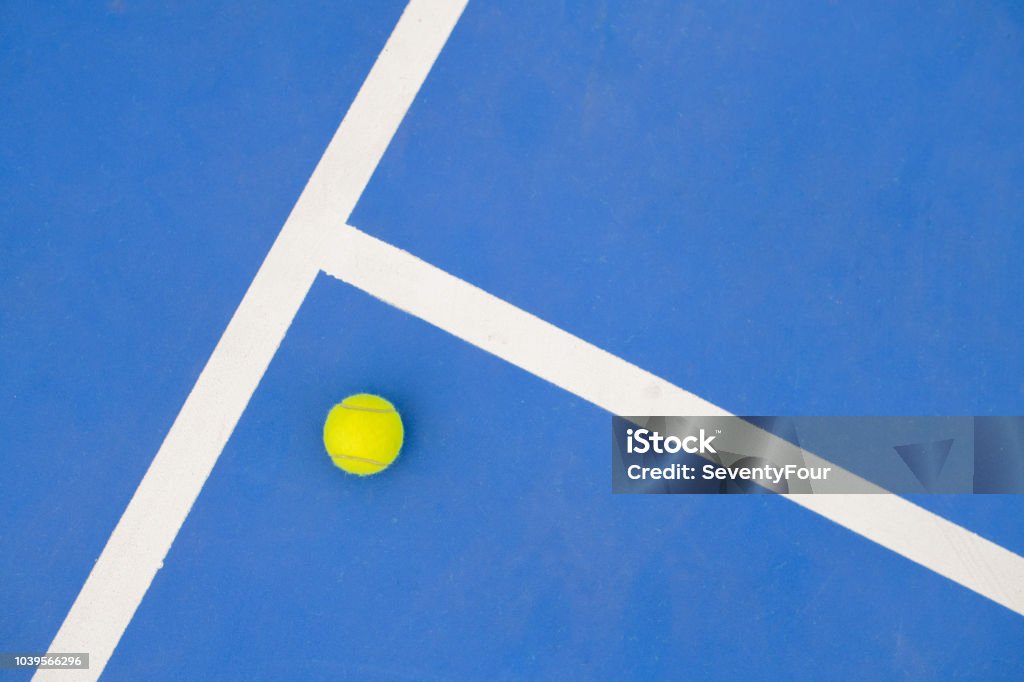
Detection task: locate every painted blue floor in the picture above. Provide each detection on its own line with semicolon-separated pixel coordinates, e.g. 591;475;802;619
2;1;1023;679
352;0;1024;558
0;0;405;671
108;277;1024;680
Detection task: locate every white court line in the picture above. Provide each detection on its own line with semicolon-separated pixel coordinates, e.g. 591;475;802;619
319;223;1024;617
40;1;1024;679
36;2;468;680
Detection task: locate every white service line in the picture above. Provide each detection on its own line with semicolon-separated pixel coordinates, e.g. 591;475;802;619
320;223;1024;616
36;2;468;680
321;225;729;418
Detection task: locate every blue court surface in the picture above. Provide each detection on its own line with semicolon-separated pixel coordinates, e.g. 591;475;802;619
3;2;1024;680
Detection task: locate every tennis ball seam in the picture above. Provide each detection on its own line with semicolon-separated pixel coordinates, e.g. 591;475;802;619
330;452;387;466
339;404;397;414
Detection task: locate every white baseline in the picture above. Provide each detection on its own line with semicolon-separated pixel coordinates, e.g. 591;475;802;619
36;1;468;680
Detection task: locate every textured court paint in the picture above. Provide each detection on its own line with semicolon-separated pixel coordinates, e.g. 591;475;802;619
104;276;1024;681
352;0;1024;416
320;225;1024;615
2;1;1021;678
34;2;467;679
0;1;406;674
350;0;1024;595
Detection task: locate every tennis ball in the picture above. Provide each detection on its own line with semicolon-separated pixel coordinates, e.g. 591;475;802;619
323;393;404;475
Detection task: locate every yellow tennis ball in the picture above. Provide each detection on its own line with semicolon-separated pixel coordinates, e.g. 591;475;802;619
323;393;404;475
